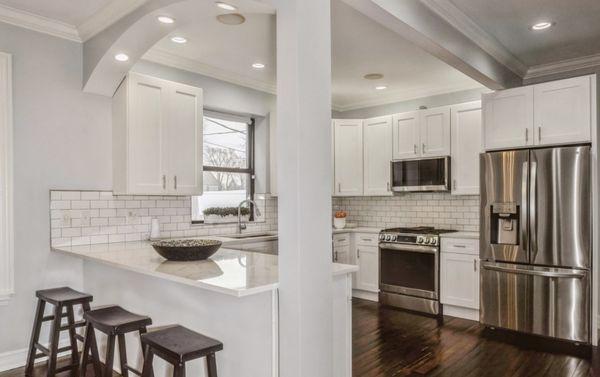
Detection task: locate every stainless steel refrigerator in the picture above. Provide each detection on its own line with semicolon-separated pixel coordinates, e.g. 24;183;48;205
479;145;591;343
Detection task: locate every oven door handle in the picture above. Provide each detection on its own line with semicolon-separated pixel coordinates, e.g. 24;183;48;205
379;242;437;254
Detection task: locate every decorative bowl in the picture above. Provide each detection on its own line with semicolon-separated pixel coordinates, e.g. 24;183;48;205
151;239;222;261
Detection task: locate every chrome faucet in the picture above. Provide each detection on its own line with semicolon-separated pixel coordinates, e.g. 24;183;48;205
237;199;261;234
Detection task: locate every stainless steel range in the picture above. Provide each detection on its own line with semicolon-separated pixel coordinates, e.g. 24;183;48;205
378;226;456;315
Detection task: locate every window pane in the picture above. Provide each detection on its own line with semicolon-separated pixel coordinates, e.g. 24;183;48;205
203;116;248;169
192;172;249;221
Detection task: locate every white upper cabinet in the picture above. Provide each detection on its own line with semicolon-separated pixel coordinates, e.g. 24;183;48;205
421;106;451;157
451;102;482;195
392;111;420;159
533;75;592;146
363;116;393;196
483;86;534;150
334;119;363;196
113;73;203;195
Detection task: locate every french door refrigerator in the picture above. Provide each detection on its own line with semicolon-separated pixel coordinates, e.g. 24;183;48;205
479;145;591;343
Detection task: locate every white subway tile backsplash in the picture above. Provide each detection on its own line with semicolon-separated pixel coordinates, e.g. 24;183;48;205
50;190;278;247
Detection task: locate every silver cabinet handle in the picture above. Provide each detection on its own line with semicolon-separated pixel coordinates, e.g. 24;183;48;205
538;126;541;142
422;143;426;154
334;250;338;262
453;179;457;190
386;182;390;191
413;144;417;154
162;175;166;190
473;259;477;272
454;244;466;248
174;175;177;190
357;249;360;258
525;128;529;143
338;183;341;193
362;238;372;242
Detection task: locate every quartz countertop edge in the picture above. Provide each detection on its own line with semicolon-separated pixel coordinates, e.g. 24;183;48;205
332;227;381;234
52;240;357;297
440;231;480;239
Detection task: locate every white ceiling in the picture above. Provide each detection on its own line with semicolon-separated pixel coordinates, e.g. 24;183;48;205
448;0;600;66
146;0;481;111
0;0;111;26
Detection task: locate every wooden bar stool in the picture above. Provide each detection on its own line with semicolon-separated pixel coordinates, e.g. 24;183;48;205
25;287;95;377
140;325;223;377
81;305;152;377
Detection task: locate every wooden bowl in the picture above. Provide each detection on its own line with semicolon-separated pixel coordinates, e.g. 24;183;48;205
151;239;222;261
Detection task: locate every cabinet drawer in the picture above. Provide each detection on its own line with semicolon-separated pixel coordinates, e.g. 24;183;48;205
441;238;478;255
356;233;378;246
333;233;350;246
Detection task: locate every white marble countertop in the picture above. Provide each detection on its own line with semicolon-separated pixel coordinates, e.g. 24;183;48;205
441;231;480;239
332;227;381;234
52;237;357;297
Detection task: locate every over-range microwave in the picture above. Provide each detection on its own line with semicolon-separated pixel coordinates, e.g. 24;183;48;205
390;156;451;192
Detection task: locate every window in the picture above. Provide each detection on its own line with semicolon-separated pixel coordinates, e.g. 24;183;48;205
0;51;13;304
192;112;255;223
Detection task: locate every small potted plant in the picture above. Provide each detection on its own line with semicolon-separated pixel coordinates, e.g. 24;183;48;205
203;207;250;224
333;210;347;229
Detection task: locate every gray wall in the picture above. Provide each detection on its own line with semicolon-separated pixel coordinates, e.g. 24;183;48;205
332;87;487;119
0;22;112;354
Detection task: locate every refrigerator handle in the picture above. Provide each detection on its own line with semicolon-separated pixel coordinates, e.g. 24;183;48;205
529;161;537;261
481;263;586;279
521;161;529;255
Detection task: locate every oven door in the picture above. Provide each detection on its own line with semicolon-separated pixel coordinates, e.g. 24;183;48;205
390;156;450;192
379;242;439;299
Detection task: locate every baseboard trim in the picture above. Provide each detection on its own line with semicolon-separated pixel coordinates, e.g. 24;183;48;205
443;305;479;321
352;289;379;302
0;340;71;373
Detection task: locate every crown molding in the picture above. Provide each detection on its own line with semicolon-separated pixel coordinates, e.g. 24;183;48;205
78;0;148;41
524;53;600;80
0;4;80;42
142;48;277;95
419;0;527;77
332;82;484;113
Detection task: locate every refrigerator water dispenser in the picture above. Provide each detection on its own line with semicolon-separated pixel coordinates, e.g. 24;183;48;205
490;203;519;245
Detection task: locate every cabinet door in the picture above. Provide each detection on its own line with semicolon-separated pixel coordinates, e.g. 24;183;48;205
363;116;393;196
128;74;169;194
534;75;592;146
451;102;482;195
166;82;203;195
440;252;479;309
334;119;363;196
483;86;534;150
333;245;350;264
392;111;420;159
356;246;378;292
421;107;451;157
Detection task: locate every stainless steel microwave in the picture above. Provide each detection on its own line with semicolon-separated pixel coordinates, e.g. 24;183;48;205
390;156;451;192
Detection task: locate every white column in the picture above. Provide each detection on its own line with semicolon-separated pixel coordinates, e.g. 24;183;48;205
275;0;333;376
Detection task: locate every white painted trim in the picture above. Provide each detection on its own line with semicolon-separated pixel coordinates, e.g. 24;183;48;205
352;289;378;302
78;0;148;41
0;4;80;42
419;0;528;77
0;52;14;305
332;82;484;112
443;304;479;321
0;340;71;373
142;48;277;95
525;53;600;80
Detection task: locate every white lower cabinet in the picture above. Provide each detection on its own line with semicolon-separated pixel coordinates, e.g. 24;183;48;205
440;237;480;321
355;245;379;293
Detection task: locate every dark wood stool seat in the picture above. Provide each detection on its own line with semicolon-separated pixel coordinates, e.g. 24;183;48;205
25;287;96;377
81;306;152;377
141;325;223;377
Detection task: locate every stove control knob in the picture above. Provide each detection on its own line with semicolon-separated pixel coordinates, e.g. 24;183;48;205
391;235;397;242
431;238;438;245
417;236;424;244
379;234;385;241
385;235;392;241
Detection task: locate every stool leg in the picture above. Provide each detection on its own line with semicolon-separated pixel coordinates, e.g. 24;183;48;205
173;364;186;377
140;348;154;377
66;305;79;376
81;302;102;377
139;327;154;377
47;304;63;377
117;334;129;377
206;354;218;377
104;334;116;377
25;299;46;376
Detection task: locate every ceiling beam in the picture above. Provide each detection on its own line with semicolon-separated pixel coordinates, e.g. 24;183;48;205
341;0;524;90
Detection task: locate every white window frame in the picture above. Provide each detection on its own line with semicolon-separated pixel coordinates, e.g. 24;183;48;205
0;51;14;305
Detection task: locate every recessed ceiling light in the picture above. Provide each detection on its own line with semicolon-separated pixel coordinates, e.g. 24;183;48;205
216;2;237;11
364;73;384;80
114;53;129;62
216;13;245;25
252;63;265;69
375;85;388;90
171;36;187;44
530;21;554;31
157;16;175;24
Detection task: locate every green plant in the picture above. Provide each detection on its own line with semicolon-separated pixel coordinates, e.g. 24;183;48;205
203;206;250;217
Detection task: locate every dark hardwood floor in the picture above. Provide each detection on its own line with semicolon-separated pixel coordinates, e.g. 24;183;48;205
353;298;600;377
0;359;118;377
